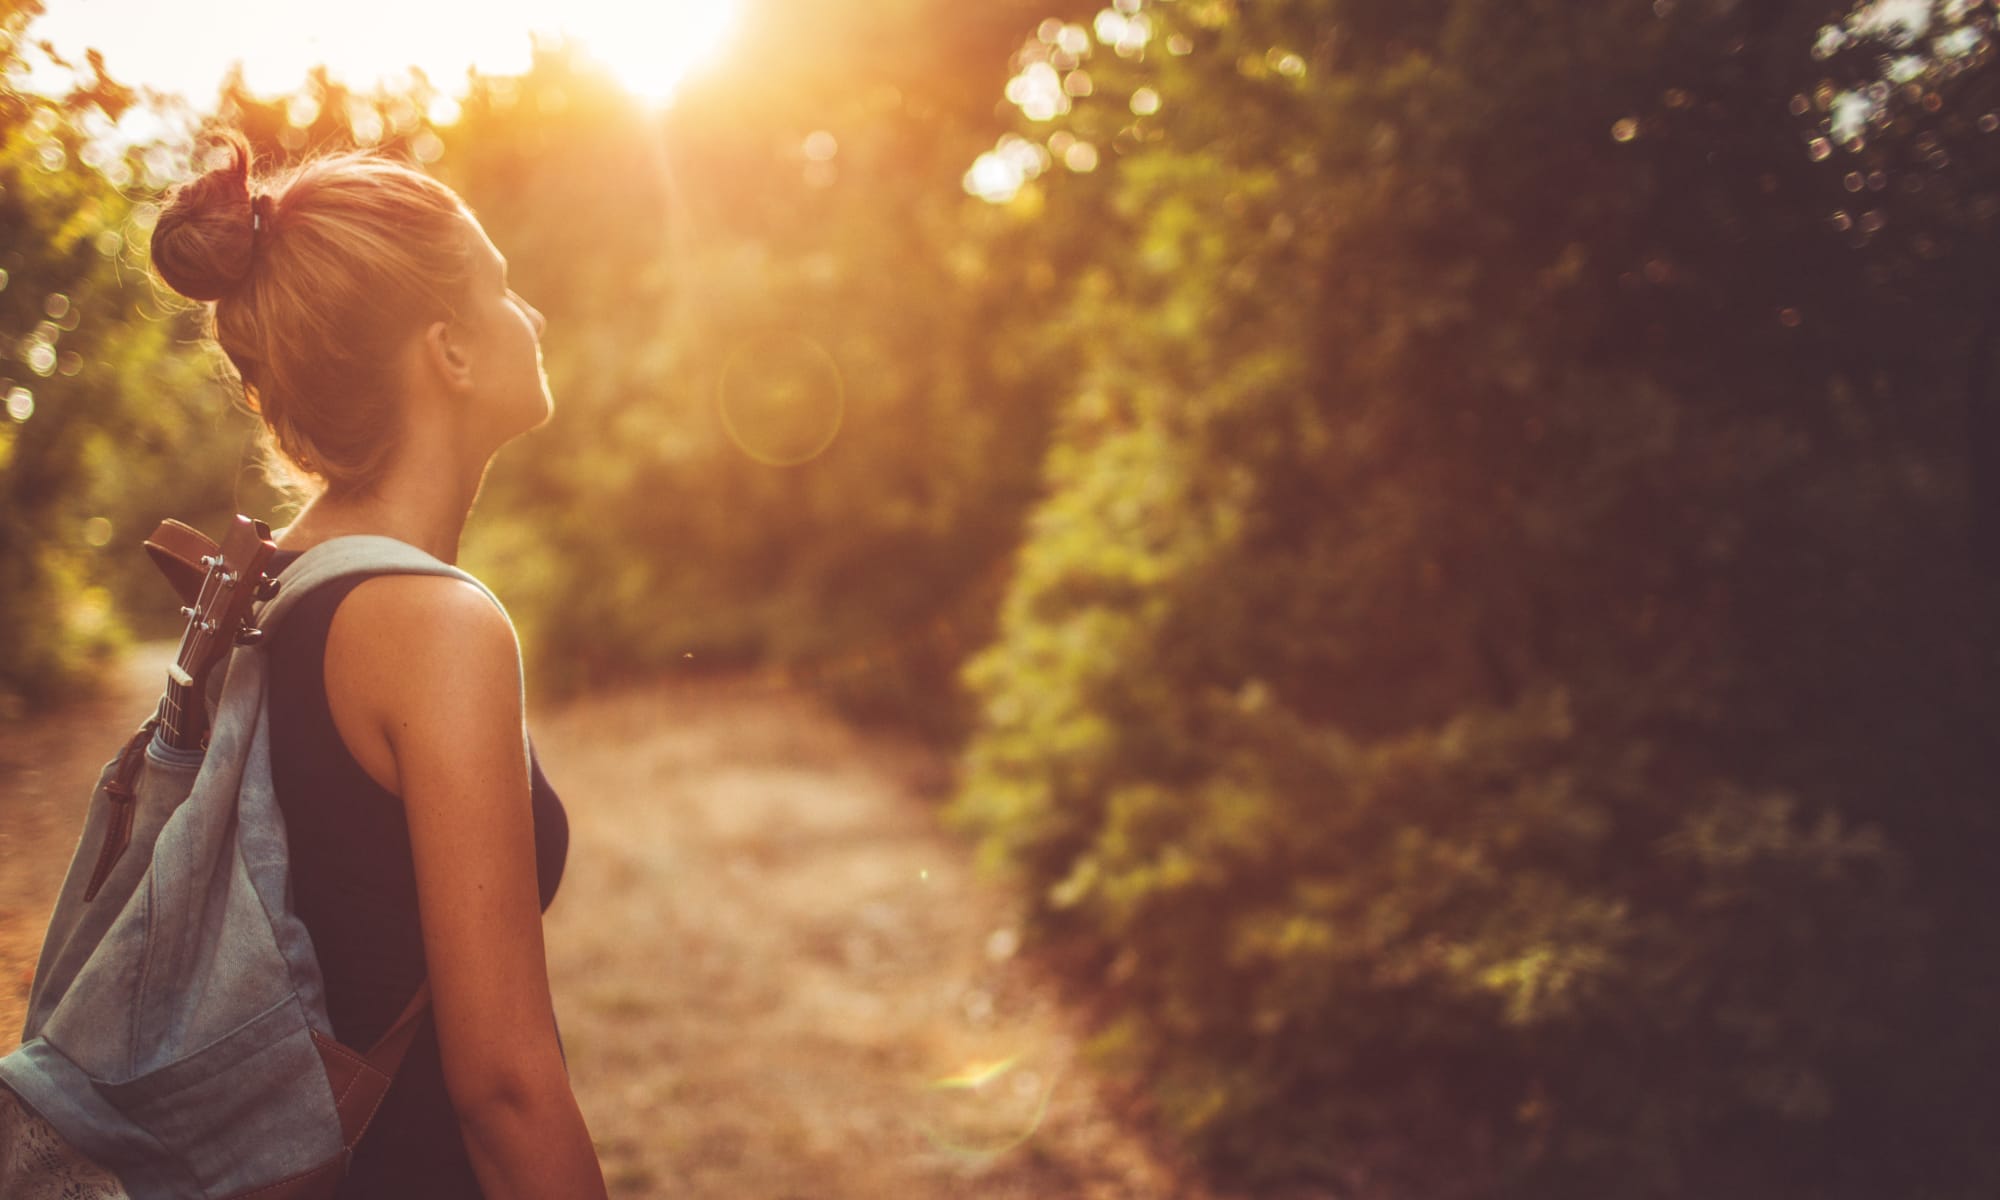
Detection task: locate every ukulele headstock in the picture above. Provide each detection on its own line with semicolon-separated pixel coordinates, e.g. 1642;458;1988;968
162;515;279;748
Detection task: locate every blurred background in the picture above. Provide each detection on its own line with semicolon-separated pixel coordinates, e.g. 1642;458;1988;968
5;0;2000;1194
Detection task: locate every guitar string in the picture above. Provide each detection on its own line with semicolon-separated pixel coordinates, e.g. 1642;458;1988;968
163;572;216;747
162;563;272;746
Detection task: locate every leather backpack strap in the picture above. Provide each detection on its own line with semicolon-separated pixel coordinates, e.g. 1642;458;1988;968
308;983;432;1151
260;988;434;1199
365;982;434;1078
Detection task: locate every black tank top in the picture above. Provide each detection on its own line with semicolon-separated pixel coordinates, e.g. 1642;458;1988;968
264;550;569;1198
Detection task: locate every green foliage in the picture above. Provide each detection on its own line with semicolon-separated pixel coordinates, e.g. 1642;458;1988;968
0;9;256;707
955;0;2000;1194
9;0;1999;1187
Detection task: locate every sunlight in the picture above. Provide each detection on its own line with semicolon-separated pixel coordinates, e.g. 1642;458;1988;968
556;1;739;105
913;1051;1057;1164
932;1055;1021;1091
18;0;739;107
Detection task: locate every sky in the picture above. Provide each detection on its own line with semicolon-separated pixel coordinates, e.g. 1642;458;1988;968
15;0;738;106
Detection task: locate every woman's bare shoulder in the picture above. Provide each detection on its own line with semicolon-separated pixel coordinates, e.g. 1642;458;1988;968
327;572;516;662
321;573;521;775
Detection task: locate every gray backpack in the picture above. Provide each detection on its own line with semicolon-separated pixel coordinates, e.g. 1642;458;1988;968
0;531;519;1199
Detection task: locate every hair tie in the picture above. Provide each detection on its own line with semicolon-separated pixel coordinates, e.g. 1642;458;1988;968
251;193;274;239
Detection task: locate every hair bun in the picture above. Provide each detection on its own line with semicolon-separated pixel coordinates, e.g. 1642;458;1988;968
150;131;258;302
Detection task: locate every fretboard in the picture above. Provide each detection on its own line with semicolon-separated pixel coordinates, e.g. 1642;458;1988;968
160;657;205;749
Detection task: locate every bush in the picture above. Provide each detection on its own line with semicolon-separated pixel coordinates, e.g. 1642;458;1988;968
0;31;257;708
953;1;2000;1194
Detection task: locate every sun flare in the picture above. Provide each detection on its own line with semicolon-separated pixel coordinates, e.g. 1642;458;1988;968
556;1;740;104
17;0;740;110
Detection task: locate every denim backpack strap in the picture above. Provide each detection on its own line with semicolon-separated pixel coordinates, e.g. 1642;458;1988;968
253;535;505;630
237;535;516;1132
249;535;524;744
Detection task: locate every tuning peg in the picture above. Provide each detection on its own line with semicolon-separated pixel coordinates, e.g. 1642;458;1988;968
235;626;266;647
254;576;280;601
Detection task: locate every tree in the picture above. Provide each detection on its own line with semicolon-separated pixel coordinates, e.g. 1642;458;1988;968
0;1;250;706
954;0;2000;1194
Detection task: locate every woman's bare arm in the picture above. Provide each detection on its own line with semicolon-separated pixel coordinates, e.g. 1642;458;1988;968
326;574;607;1200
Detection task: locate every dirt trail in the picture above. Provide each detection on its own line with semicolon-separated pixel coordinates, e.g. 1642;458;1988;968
1;654;1217;1199
0;646;171;1031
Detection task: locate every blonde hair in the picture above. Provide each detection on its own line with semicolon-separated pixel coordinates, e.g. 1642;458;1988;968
149;129;475;501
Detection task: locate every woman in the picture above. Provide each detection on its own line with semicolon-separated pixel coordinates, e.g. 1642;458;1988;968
148;131;607;1199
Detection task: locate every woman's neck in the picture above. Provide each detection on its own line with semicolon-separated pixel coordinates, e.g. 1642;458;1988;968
273;460;488;565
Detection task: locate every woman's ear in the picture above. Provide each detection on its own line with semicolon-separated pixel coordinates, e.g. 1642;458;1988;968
420;318;475;393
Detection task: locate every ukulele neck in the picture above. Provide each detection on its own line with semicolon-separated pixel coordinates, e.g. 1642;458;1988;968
159;652;207;750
